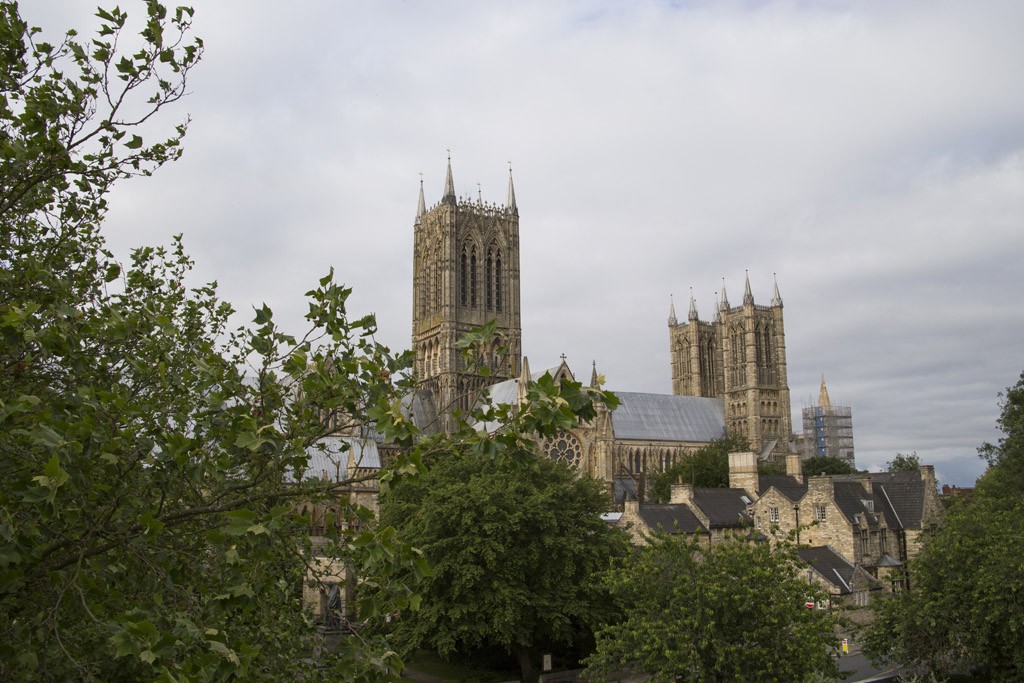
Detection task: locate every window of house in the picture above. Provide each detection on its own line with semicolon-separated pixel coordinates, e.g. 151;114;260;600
859;529;869;556
769;507;780;523
814;505;826;522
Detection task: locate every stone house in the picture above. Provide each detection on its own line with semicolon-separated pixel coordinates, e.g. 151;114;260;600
618;482;754;545
742;451;942;589
797;546;883;607
619;498;709;546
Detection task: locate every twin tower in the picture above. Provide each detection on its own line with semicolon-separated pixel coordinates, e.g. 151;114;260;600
411;159;791;454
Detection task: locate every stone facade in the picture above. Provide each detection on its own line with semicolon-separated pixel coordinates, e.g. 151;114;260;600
668;277;792;457
411;158;522;433
746;459;943;589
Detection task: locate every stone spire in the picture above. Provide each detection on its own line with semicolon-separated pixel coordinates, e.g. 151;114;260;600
818;373;831;408
668;294;677;326
517;356;532;404
771;272;783;307
712;292;721;323
688;289;698;321
507;163;517;212
590;360;601;389
720;278;730;311
743;270;754;306
416;176;426;222
442;151;455;204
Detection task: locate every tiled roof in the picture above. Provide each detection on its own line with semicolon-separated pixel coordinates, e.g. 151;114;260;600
638;504;707;534
611;392;725;442
692;487;750;528
758;475;807;501
797;546;857;594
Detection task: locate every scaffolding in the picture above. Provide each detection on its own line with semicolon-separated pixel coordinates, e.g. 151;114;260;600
801;403;855;465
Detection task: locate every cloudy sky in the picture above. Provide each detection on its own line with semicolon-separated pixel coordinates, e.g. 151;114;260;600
33;1;1024;486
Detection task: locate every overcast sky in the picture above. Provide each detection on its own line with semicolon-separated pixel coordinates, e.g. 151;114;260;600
33;1;1024;486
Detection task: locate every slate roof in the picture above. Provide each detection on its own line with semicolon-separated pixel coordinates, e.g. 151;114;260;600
798;546;858;594
833;481;880;527
692;487;750;528
613;477;638;504
758;475;807;501
874;480;925;529
292;436;381;483
832;471;928;530
638;504;707;535
611;393;725;442
401;390;437;433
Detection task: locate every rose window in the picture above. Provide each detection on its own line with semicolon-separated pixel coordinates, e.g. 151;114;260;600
544;430;583;468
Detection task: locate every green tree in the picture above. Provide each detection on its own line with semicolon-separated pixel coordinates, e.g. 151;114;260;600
802;455;857;476
648;434;749;502
0;3;421;679
887;452;921;472
584;534;839;683
376;373;628;683
865;373;1024;681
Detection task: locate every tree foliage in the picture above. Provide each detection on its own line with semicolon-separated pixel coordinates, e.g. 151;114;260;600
801;455;857;476
887;452;921;473
865;372;1024;681
376;373;628;683
584;534;839;683
648;434;749;502
0;3;421;679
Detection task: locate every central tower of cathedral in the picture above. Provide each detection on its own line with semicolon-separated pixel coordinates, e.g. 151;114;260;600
411;158;522;432
668;274;792;457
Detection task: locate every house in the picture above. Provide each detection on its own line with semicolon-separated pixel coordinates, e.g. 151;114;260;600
797;546;883;607
743;452;943;588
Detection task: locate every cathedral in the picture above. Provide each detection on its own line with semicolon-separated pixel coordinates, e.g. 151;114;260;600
409;159;794;493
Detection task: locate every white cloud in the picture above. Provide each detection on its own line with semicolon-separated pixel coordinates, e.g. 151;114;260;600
28;0;1024;485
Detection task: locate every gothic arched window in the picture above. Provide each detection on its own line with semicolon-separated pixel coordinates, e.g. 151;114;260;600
495;250;503;312
485;250;493;310
433;242;442;311
460;246;468;306
470;246;477;307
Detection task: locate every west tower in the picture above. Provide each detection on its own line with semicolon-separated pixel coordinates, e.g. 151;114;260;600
668;274;792;456
412;158;522;432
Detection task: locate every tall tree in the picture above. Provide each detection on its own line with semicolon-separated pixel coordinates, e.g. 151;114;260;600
801;455;857;476
865;373;1024;681
886;452;921;472
584;534;839;683
648;434;749;502
0;3;421;679
376;372;627;683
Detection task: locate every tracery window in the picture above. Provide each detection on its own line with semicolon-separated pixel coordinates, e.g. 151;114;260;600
544;430;583;468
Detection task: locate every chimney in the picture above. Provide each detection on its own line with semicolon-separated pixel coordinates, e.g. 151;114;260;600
670;483;694;505
728;452;759;494
785;454;803;484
